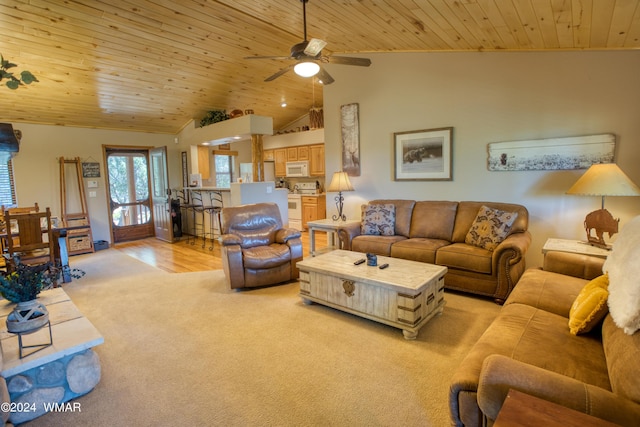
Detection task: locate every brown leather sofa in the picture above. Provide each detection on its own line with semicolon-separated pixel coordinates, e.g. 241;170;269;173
220;202;303;290
449;251;640;426
338;200;531;303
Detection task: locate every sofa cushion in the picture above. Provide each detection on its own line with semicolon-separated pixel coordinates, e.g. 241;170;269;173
543;251;606;281
465;205;518;251
602;315;640;403
505;268;587;318
390;238;451;264
436;243;492;274
352;235;407;257
603;215;640;335
369;199;416;237
360;203;395;236
408;201;458;240
242;243;291;269
569;275;609;335
458;303;611;392
452;202;529;243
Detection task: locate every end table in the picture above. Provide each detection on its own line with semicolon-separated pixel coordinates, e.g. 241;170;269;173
542;238;610;259
305;218;360;256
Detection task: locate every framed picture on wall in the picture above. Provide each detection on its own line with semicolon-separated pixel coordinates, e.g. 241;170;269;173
393;127;453;181
81;162;100;178
340;103;360;176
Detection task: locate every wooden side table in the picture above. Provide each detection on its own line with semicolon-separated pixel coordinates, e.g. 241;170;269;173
542;238;610;259
494;389;619;427
306;218;360;256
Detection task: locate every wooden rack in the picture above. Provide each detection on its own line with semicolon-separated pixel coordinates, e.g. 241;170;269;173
59;157;95;255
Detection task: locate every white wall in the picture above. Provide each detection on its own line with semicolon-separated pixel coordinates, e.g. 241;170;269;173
9;51;640;262
10;124;176;242
323;51;640;268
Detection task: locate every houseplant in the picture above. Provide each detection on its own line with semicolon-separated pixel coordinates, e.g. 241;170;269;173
0;259;82;333
1;54;38;90
199;109;229;127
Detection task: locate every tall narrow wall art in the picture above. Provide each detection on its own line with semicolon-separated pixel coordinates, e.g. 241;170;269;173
340;103;360;176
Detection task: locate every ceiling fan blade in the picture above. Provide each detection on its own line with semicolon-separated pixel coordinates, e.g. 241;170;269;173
245;56;294;61
304;38;327;56
326;56;372;67
264;64;295;82
316;67;334;85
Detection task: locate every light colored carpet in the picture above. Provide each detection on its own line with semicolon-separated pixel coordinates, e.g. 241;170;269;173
26;249;500;426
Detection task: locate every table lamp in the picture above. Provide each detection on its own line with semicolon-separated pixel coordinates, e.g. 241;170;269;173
327;171;354;221
566;163;640;249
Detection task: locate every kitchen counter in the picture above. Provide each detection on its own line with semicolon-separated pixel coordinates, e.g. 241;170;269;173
183;187;229;191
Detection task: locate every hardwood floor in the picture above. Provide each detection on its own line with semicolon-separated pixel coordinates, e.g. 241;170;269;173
112;230;328;273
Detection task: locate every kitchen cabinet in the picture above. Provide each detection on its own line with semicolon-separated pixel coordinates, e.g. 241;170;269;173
297;145;309;160
197;146;211;179
269;140;324;178
274;148;287;177
302;195;326;229
309;144;325;176
263;149;274;161
287;147;298;161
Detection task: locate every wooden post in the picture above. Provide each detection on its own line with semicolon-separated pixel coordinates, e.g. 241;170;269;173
251;134;264;182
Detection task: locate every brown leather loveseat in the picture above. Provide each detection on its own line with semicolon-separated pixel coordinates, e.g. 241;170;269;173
338;200;531;303
220;202;303;290
449;250;640;426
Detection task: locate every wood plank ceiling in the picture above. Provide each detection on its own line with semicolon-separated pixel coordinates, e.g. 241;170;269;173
1;0;639;134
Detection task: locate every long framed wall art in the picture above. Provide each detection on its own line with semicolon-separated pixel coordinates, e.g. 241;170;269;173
340;103;360;176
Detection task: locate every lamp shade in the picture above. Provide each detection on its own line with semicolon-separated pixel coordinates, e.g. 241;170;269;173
293;61;320;78
566;164;640;196
327;171;354;193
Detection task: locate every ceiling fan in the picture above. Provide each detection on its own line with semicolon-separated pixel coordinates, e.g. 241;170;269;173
244;0;371;85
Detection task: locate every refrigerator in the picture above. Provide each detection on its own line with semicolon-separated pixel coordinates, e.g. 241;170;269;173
239;161;275;183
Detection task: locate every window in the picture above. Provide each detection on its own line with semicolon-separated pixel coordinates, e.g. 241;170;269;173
0;158;17;207
214;155;233;188
107;152;151;227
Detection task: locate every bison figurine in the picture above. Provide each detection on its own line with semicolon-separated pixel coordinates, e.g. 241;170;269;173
584;208;619;247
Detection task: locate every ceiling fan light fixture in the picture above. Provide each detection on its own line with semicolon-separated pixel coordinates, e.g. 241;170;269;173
294;61;320;77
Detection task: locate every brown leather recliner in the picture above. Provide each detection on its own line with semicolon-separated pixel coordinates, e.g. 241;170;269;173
220;202;303;290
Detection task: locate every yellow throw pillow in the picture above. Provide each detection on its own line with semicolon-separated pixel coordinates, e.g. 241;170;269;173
569;274;609;335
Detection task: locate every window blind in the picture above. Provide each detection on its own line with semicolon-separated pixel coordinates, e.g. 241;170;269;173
0;159;17;207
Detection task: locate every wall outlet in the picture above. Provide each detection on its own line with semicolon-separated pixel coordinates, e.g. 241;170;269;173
89;191;97;198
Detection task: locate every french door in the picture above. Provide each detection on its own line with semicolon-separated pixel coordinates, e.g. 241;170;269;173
105;147;154;243
149;146;173;242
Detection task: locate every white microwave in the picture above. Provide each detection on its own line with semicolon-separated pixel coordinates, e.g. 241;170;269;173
285;161;309;177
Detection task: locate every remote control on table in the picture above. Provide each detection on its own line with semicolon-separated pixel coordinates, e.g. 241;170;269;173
354;258;366;265
378;263;389;269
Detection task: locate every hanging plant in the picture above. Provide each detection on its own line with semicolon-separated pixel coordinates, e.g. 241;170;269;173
0;54;38;90
199;110;229;127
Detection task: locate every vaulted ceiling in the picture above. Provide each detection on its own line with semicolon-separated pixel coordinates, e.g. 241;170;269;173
1;0;639;134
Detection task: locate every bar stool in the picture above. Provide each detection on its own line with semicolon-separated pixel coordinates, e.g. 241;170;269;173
189;190;207;248
203;191;224;250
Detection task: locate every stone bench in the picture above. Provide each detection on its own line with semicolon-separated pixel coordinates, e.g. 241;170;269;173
0;288;103;424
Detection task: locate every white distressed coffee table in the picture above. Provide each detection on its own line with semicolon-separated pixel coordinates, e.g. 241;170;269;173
297;250;447;339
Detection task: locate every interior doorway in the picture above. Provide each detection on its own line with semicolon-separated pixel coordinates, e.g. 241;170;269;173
104;146;154;243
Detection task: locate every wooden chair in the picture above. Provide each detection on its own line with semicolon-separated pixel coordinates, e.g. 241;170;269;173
4;207;55;271
0;203;39;233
